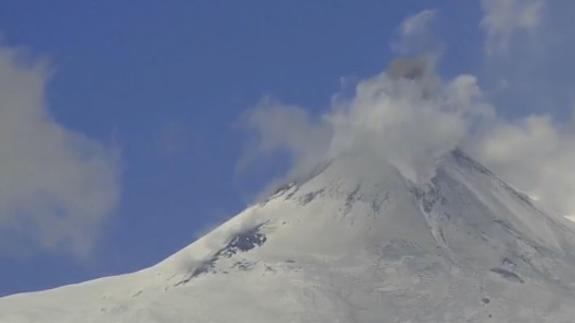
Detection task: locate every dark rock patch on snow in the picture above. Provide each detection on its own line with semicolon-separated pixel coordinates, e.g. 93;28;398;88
490;267;525;284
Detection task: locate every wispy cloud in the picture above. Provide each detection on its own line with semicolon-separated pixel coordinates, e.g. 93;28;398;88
239;97;331;179
0;44;120;257
474;1;575;218
392;9;440;55
471;110;575;218
481;0;545;55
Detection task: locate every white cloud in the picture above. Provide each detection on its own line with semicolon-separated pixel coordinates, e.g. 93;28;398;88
471;115;575;218
239;97;331;180
244;57;493;184
400;9;437;38
0;45;120;257
392;9;439;55
481;0;545;55
327;58;490;183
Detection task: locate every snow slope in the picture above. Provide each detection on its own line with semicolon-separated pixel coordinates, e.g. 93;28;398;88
2;150;575;322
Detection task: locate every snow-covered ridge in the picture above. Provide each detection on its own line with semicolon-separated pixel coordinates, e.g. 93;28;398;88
2;150;575;322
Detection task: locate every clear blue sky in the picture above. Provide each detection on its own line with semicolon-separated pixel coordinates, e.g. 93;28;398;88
0;0;510;295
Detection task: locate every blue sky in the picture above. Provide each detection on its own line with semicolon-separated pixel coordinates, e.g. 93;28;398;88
0;0;573;296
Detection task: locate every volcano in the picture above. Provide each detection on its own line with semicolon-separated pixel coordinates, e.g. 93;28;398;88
2;150;575;322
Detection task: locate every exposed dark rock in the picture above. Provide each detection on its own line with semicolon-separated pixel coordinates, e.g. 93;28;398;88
217;225;267;258
175;225;267;286
490;268;525;284
299;189;325;205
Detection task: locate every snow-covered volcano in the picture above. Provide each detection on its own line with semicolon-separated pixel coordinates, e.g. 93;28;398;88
2;150;575;322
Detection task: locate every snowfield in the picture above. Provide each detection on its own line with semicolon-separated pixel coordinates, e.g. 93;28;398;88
2;151;575;322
